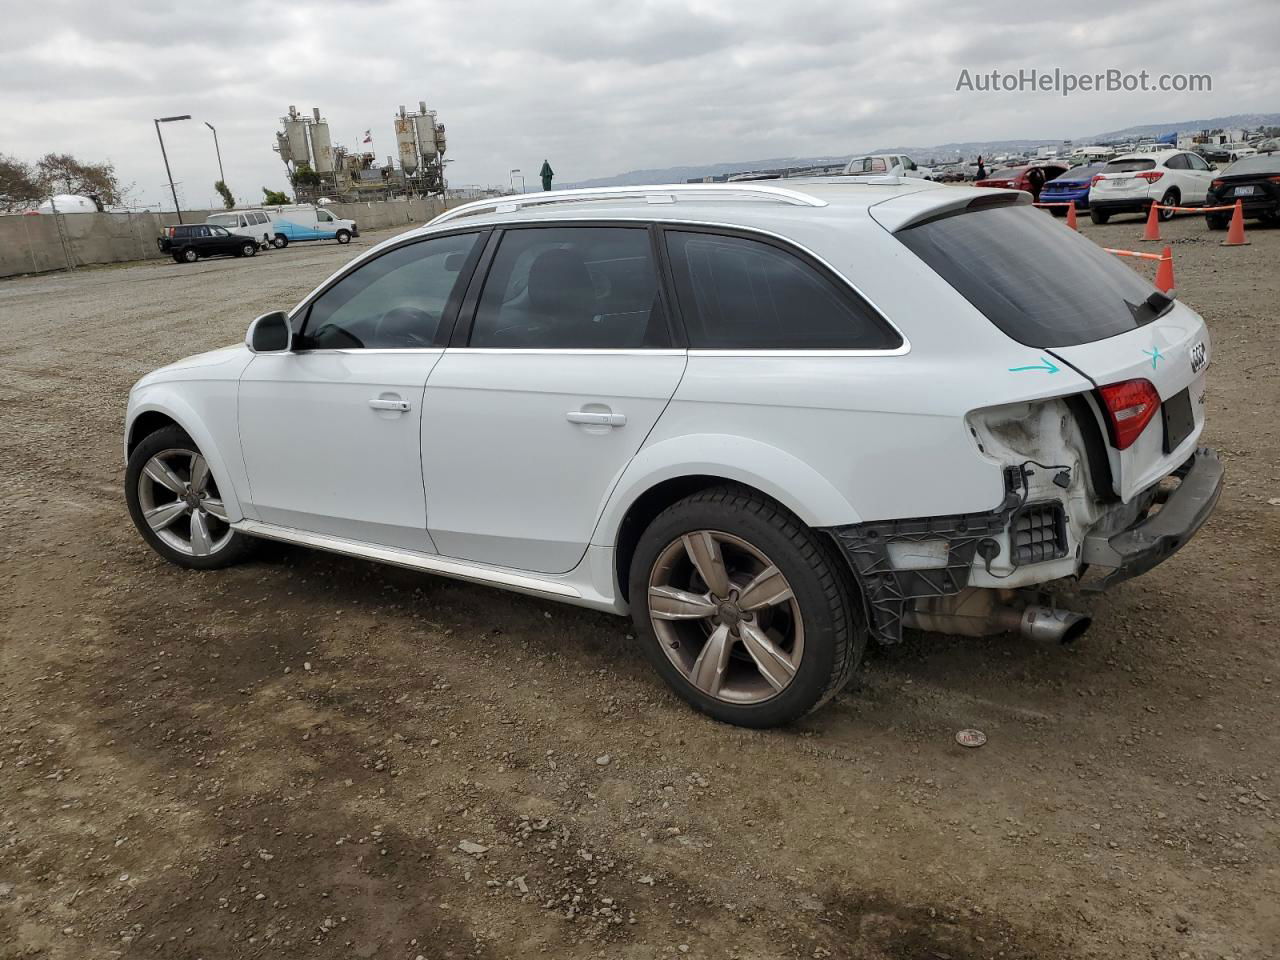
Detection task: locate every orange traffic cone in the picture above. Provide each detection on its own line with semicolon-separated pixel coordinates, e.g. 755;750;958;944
1141;202;1162;241
1066;204;1078;231
1154;246;1175;293
1222;199;1250;246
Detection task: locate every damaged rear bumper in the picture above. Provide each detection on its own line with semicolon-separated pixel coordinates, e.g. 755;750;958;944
1081;447;1224;591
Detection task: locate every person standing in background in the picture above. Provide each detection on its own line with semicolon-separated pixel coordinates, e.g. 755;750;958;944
540;159;555;191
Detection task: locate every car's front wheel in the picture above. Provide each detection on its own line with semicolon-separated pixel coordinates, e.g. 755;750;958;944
181;247;199;263
629;486;863;727
125;426;255;570
239;242;257;257
335;229;352;244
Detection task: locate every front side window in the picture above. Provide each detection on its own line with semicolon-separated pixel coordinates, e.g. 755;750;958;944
1186;152;1212;171
300;232;479;349
317;210;333;222
469;227;667;349
664;231;901;351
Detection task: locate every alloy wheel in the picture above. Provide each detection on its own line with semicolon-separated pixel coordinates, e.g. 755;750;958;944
647;530;804;704
136;449;232;557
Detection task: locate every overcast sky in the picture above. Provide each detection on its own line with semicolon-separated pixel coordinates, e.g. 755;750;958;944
3;0;1277;209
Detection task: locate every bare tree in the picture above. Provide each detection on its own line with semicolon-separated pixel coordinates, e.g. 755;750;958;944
0;153;43;213
35;153;124;211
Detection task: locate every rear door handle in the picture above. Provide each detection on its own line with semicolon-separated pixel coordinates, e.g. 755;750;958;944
369;398;411;412
566;410;626;427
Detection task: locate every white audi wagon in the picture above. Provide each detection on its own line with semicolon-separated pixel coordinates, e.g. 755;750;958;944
125;180;1222;727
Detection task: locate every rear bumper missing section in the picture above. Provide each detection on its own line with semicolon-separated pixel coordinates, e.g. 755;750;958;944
1082;447;1224;591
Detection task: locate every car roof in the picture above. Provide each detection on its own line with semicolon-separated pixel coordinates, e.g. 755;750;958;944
1109;149;1181;162
353;179;1025;258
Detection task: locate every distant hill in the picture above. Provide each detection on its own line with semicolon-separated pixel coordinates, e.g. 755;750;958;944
564;112;1280;188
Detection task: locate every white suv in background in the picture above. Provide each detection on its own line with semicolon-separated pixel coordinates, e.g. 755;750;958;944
124;181;1222;728
843;154;932;179
1088;149;1216;223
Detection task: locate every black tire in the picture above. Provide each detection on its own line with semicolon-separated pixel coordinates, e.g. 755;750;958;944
1090;209;1110;224
1157;189;1179;221
240;242;257;257
172;253;186;264
181;247;199;263
628;485;864;728
1206;213;1229;231
273;234;289;248
125;425;256;571
1050;207;1066;217
336;229;351;244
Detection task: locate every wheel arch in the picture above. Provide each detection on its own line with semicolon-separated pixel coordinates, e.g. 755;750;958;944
595;435;863;602
126;392;246;523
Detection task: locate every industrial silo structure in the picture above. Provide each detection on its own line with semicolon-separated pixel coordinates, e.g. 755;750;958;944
284;106;311;168
395;107;419;174
310;107;334;174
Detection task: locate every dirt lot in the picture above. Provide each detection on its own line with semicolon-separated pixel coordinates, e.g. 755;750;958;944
1;213;1277;960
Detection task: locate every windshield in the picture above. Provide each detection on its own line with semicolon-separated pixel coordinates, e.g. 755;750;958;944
1104;158;1157;173
1222;155;1280;176
896;203;1156;348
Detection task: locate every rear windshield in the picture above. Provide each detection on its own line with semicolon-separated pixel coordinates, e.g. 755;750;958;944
896;203;1156;348
1223;155;1280;176
1104;158;1156;172
987;167;1023;178
1051;165;1098;182
207;214;237;227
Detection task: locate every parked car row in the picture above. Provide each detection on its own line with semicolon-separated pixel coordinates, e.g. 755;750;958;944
156;204;359;264
975;146;1280;228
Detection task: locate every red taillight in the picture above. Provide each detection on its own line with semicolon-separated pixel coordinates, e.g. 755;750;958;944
1211;179;1224;189
1099;379;1161;450
1136;171;1164;182
1269;176;1280;184
1091;175;1104;186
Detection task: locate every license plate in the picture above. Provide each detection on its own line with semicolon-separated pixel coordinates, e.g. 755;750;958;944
1234;185;1256;196
1162;388;1195;454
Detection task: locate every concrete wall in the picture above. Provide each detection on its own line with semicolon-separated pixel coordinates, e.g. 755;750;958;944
0;197;455;279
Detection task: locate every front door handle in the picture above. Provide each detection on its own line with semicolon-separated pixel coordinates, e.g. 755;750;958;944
369;398;411;412
566;410;626;427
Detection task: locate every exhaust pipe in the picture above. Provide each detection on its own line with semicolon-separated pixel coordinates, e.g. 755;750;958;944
902;589;1091;644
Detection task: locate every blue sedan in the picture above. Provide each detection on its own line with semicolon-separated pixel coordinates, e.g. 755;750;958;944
1039;164;1106;213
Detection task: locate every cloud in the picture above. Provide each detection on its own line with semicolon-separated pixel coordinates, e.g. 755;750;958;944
1;0;1276;209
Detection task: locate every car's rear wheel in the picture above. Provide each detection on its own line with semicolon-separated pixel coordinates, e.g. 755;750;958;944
273;234;289;249
1206;213;1229;230
125;426;255;570
240;242;257;257
336;229;351;244
1158;189;1179;221
1050;206;1065;217
181;247;199;263
1090;209;1110;224
629;485;863;727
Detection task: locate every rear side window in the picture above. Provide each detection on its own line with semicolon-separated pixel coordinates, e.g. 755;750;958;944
896;203;1155;348
470;227;668;349
664;231;901;351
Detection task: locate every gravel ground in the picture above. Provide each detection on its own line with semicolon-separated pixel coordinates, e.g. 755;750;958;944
0;214;1277;960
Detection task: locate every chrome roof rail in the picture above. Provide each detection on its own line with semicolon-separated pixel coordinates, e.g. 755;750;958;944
429;183;829;225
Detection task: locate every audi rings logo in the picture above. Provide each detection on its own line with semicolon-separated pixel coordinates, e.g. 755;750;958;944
1189;341;1207;374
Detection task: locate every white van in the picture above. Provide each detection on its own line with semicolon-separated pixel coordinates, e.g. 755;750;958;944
206;209;277;250
264;204;359;247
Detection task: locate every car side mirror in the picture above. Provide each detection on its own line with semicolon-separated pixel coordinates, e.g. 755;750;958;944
246;311;292;353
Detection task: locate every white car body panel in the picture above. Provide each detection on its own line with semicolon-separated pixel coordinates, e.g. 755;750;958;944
237;350;442;551
420;349;687;573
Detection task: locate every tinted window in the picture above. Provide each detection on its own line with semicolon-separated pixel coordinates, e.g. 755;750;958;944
897;203;1156;348
1222;154;1280;175
1105;158;1157;172
301;233;479;349
1186;153;1211;171
664;231;901;351
1165;154;1188;170
470;227;667;349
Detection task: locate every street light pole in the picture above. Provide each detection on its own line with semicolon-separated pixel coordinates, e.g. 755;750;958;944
154;115;191;223
205;121;225;184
